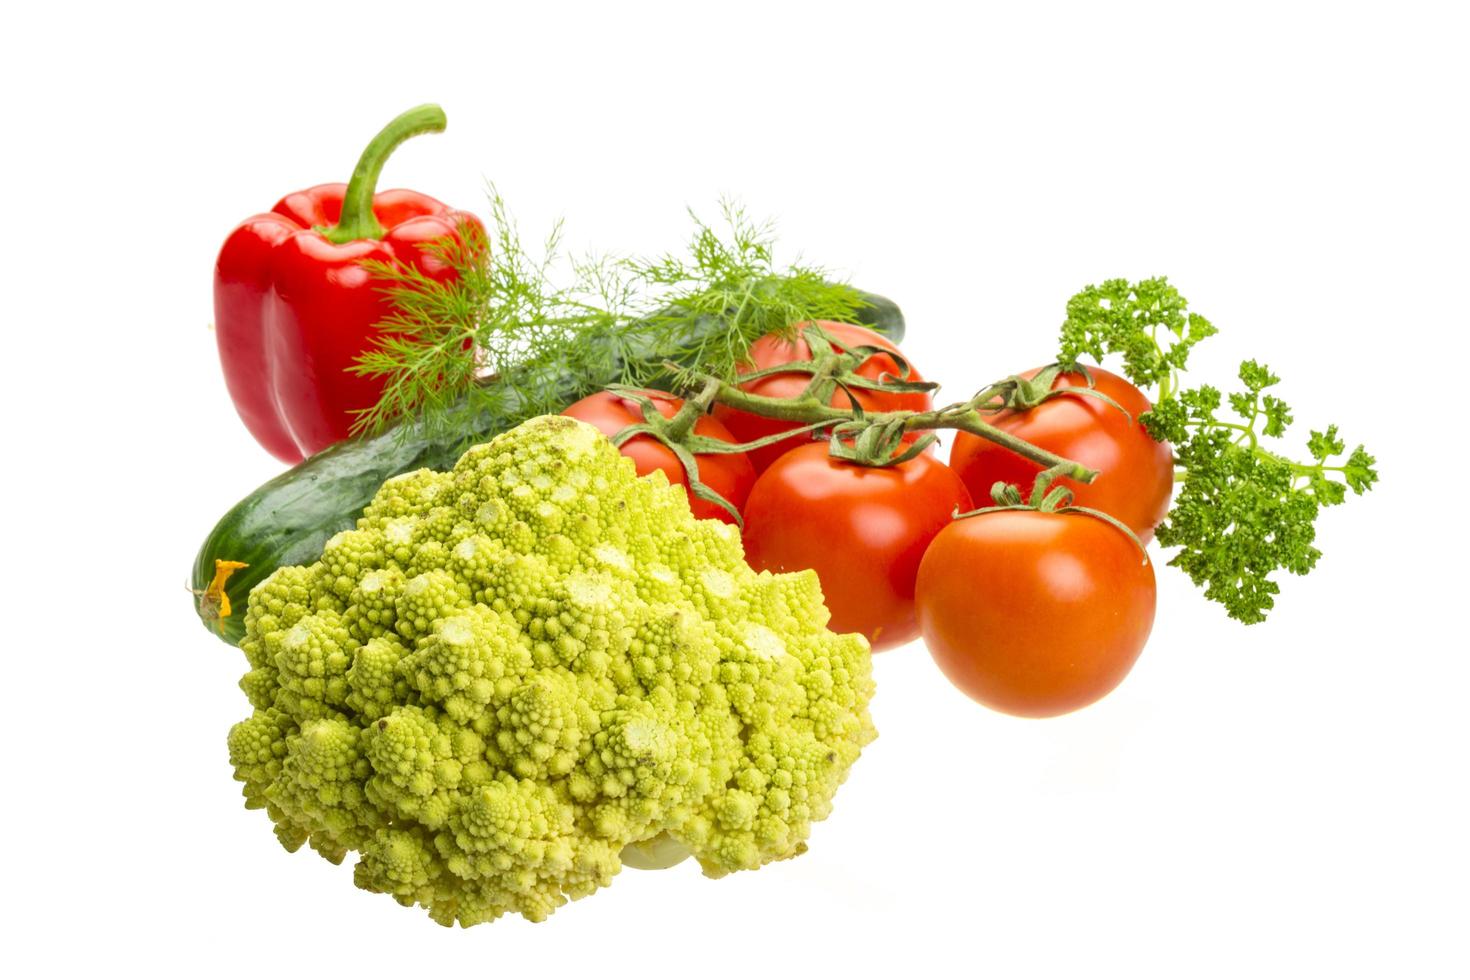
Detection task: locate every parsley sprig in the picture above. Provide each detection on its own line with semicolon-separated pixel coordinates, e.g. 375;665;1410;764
1061;278;1378;624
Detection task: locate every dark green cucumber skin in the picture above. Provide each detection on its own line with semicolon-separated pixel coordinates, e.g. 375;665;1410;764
854;292;904;344
192;291;906;645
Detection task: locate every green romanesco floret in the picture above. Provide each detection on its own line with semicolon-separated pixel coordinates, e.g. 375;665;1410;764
227;414;876;926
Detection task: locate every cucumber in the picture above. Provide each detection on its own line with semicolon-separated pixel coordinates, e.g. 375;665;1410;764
192;290;906;644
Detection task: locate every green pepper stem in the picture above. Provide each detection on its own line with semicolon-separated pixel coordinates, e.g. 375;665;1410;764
323;104;448;244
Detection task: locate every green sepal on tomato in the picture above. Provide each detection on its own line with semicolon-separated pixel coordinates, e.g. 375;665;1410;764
561;390;755;525
949;365;1173;541
916;499;1156;718
741;443;973;652
714;320;934;473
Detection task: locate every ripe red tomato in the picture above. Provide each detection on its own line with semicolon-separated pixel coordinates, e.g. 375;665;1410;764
915;509;1156;717
714;320;933;473
741;443;972;652
561;390;755;525
948;365;1173;541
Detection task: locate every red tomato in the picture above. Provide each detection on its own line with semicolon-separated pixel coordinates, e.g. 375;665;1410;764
714;320;933;473
561;390;755;525
915;509;1156;718
949;365;1173;542
741;443;972;652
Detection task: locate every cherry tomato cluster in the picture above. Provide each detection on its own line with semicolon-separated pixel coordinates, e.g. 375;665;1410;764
562;322;1172;718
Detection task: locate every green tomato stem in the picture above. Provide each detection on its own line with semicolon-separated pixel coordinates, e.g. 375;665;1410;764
709;378;1098;482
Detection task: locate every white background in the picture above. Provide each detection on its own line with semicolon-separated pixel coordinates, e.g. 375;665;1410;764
4;2;1466;976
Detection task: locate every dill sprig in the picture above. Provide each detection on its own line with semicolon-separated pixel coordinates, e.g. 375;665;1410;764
351;194;867;441
350;188;617;439
619;201;870;391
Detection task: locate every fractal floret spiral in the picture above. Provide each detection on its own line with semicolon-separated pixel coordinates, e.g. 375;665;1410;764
227;415;876;926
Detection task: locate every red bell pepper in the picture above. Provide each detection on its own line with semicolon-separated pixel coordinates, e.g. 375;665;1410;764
214;104;481;463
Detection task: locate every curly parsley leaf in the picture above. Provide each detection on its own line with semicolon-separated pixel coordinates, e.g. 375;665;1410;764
1059;277;1217;393
1144;362;1378;624
1065;279;1378;624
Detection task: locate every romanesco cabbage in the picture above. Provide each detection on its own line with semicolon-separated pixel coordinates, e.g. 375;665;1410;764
227;415;876;926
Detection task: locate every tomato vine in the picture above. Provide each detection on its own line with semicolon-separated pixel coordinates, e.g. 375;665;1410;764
611;278;1378;625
